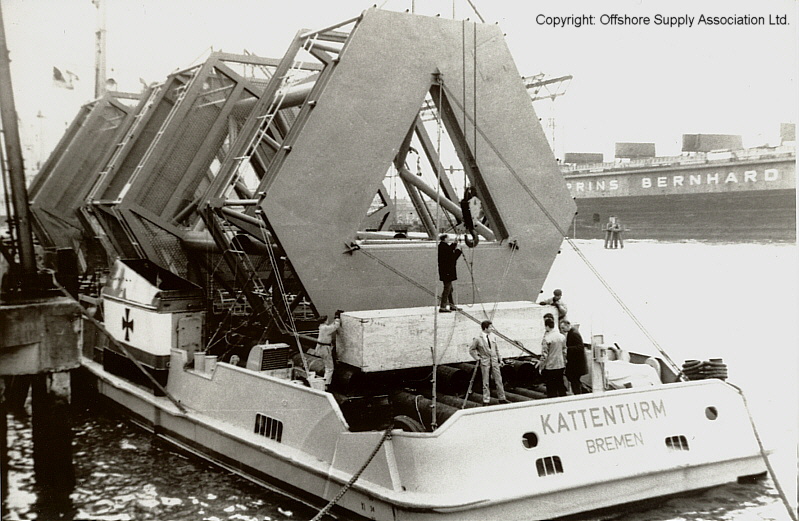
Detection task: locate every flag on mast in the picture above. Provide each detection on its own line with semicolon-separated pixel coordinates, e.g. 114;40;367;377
53;67;79;89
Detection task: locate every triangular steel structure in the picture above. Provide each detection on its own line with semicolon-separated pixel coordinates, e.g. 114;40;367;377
240;9;575;315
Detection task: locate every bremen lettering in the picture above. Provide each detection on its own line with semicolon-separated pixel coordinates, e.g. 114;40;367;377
586;432;644;453
540;399;666;435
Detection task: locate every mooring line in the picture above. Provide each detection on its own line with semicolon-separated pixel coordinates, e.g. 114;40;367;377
728;382;798;521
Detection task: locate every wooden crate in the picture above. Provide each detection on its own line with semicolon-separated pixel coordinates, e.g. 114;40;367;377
337;302;555;372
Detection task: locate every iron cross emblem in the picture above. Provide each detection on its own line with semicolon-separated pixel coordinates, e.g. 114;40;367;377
122;308;134;341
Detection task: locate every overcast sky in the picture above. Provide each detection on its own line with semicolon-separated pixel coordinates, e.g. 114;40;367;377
2;0;796;167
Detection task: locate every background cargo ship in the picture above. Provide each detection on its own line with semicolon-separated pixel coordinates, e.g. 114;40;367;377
561;130;796;242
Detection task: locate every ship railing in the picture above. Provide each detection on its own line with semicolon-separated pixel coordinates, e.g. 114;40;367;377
561;143;795;175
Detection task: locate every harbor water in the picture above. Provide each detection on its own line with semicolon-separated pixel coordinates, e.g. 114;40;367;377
3;240;797;521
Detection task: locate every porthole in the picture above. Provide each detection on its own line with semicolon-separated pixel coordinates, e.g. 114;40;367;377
522;432;539;449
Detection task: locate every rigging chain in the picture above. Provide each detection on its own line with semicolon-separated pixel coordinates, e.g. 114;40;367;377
729;383;799;521
308;425;394;521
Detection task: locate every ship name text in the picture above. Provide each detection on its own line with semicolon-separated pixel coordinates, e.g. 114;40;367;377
566;168;781;193
540;399;666;435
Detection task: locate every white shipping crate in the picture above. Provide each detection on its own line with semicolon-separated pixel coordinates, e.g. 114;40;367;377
337;301;555;372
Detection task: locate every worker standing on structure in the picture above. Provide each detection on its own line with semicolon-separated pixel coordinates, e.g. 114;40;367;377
437;234;462;312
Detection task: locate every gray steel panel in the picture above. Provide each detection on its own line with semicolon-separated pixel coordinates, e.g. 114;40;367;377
260;9;575;317
30;95;136;251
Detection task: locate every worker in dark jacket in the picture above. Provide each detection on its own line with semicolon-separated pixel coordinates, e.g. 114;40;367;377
560;319;587;394
437;234;462;312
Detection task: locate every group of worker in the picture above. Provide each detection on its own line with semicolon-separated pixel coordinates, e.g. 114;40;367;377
308;233;588;396
471;289;588;402
438;233;590;401
537;289;588;397
463;289;588;404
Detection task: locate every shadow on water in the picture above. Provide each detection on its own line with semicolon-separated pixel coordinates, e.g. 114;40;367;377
2;407;76;521
30;487;78;521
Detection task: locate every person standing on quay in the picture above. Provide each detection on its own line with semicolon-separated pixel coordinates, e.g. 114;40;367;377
538;316;568;397
437;234;462;312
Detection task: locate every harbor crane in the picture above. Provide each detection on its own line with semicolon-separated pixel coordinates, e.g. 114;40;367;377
524;73;572;156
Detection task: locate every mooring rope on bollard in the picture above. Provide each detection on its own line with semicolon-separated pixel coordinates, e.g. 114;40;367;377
309;425;394;521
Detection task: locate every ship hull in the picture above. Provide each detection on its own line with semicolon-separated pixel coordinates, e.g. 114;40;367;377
571;188;796;242
79;349;767;521
563;148;796;242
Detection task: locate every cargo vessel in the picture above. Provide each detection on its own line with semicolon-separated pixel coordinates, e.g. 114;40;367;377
562;139;796;242
27;8;768;521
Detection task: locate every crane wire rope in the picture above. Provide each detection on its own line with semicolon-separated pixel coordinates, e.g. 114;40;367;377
354;247;532;356
437;80;683;379
429;70;448;430
256;212;311;377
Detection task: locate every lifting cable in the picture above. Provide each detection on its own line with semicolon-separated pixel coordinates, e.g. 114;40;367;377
429;70;447;430
256;212;311;377
437;80;683;379
309;425;393;521
354;247;533;356
458;241;517;324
